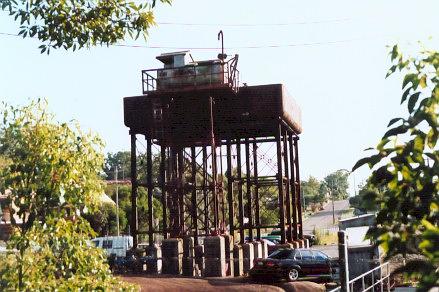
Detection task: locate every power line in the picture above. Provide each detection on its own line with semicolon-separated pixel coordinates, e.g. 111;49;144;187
155;18;351;27
0;31;386;50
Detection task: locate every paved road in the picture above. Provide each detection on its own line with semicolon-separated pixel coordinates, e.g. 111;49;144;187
303;200;350;234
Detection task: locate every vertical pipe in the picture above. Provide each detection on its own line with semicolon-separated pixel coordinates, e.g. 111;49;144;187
130;133;138;247
226;141;234;237
191;146;198;245
283;131;292;243
147;138;154;247
294;137;303;239
252;139;261;240
276;124;286;244
288;135;298;241
202;146;209;234
245;138;253;241
160;146;168;239
236;140;245;244
209;97;219;232
171;149;179;237
219;145;226;232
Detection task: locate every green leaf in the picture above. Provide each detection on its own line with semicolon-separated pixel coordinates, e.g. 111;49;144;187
383;124;408;138
401;87;411;104
387;118;403;127
426;128;438;148
407;92;421;113
402;73;417;90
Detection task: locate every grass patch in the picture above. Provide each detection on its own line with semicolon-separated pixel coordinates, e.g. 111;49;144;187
313;228;338;245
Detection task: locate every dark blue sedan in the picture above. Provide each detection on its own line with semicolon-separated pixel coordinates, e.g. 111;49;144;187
249;248;336;282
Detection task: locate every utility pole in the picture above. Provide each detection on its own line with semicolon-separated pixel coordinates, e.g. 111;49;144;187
115;166;120;236
332;189;335;224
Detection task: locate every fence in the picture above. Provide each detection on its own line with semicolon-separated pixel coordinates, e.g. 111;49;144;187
329;231;392;292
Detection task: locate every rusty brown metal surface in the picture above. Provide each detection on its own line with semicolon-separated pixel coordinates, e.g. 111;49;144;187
127;60;304;249
123;84;302;148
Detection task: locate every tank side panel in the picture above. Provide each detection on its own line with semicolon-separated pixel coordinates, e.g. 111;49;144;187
280;85;302;134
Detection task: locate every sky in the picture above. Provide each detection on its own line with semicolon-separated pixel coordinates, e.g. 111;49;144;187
0;0;438;195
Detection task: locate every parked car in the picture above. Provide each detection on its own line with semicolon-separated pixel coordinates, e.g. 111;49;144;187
269;229;316;246
249;248;337;282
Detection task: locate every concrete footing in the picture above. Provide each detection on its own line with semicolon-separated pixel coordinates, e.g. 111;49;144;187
161;238;183;275
242;243;254;273
224;235;234;276
233;244;244;276
194;245;204;277
252;241;262;260
182;236;195;276
203;236;226;277
145;245;162;274
303;239;310;248
260;240;269;258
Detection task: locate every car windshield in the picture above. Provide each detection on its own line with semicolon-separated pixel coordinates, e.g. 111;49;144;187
268;249;293;259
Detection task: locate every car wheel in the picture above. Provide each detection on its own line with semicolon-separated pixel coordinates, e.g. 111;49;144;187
287;268;299;281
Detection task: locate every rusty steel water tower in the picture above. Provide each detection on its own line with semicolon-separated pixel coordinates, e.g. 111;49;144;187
123;41;305;275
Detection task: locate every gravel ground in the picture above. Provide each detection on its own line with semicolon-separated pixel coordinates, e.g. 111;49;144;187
121;275;326;292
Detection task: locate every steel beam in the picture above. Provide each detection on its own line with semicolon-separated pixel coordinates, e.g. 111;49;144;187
245;138;253;241
191;146;199;245
130;134;138;247
294;137;303;239
226;141;234;237
288;135;298;241
276;124;286;244
160;146;168;239
147;138;154;247
252;139;261;240
236;140;245;244
283;130;292;243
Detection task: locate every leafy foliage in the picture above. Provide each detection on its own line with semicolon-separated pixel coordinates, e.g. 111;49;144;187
320;170;350;200
353;45;439;290
104;151;131;180
0;0;172;53
0;100;135;290
1;218;135;290
301;176;325;205
349;181;381;212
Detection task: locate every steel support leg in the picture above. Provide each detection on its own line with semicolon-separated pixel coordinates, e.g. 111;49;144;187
283;130;292;243
147;138;154;247
252;139;261;240
289;135;298;241
160;146;168;239
191;146;198;245
276;125;286;244
245;138;253;242
202;146;209;234
226;141;234;237
236;140;245;244
293;137;303;239
130;133;138;247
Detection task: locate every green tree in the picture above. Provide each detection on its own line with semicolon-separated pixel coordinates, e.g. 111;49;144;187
301;176;324;205
1;0;171;53
0;100;133;290
349;181;380;212
104;151;131;180
353;45;439;290
320;170;349;200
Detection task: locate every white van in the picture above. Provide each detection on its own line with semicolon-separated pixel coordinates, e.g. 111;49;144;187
91;236;133;258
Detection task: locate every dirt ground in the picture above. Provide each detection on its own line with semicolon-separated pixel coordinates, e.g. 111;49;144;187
121;275;328;292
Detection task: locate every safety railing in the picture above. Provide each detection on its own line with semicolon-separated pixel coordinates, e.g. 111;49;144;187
141;56;239;94
329;261;391;292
